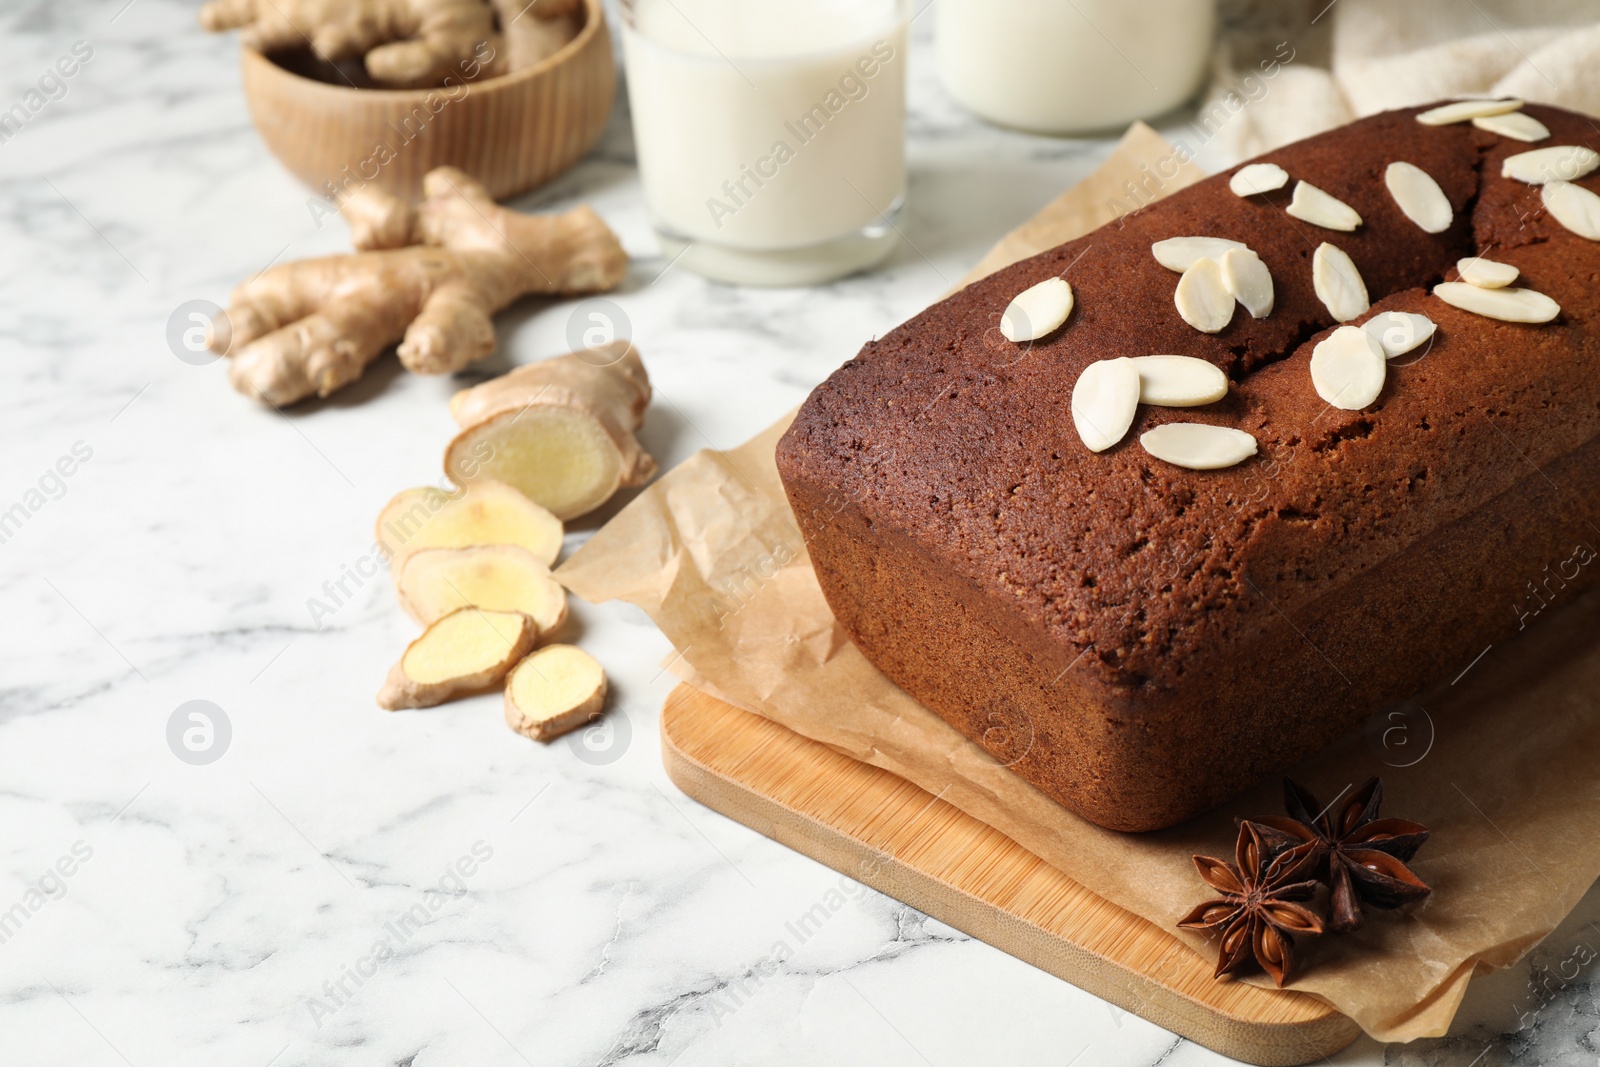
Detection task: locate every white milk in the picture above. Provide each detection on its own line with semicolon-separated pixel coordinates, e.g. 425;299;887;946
937;0;1215;134
622;0;907;285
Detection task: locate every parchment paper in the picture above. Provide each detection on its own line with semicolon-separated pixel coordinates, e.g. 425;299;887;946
556;124;1600;1042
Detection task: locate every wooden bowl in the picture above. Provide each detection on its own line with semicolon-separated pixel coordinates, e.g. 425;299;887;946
238;0;614;201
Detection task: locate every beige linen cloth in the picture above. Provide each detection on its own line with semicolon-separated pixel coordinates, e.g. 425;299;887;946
1206;0;1600;162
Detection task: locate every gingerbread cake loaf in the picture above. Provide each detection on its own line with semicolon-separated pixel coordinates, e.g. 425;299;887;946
776;102;1600;832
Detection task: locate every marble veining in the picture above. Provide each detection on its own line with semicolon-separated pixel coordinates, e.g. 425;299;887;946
1;1;1597;1064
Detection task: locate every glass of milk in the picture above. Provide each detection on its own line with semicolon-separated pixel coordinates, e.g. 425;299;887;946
937;0;1215;134
621;0;908;286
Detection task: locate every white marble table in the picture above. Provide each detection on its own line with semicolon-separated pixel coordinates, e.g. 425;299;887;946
4;2;1599;1064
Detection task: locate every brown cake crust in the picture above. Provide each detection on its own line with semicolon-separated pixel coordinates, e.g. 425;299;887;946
776;104;1600;831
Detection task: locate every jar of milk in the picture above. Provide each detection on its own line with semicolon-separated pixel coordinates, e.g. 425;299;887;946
621;0;908;286
937;0;1216;134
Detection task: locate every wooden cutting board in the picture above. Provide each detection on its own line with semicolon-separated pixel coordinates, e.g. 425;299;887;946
660;684;1363;1067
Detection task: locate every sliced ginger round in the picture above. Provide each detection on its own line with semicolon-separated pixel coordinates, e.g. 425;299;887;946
504;644;607;741
446;406;623;521
396;544;567;632
375;480;563;569
377;608;536;710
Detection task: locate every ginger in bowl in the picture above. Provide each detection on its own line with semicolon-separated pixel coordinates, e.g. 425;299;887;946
203;0;615;200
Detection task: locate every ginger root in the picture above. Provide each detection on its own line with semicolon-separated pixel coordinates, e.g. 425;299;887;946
200;0;494;89
376;480;563;571
378;607;537;710
210;167;628;406
444;342;656;520
504;643;607;741
396;544;567;632
488;0;582;74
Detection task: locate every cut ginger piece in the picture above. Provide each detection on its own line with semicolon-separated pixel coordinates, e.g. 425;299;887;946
377;608;537;710
395;544;567;632
443;343;657;521
504;644;607;741
375;480;563;569
445;406;633;522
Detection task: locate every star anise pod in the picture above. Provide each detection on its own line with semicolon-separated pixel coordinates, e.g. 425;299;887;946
1178;820;1324;987
1250;777;1431;934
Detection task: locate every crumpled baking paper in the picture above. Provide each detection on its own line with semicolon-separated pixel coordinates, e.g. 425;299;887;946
557;123;1600;1042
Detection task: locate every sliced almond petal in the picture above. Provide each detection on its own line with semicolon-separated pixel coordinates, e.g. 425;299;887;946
1000;277;1073;342
1310;325;1387;410
1502;145;1600;185
1229;162;1289;197
1312;242;1369;322
1071;357;1140;453
1128;355;1228;407
1433;282;1560;323
1471;111;1549;142
1415;98;1522;125
1361;311;1436;359
1140;424;1257;470
1541;180;1600;240
1456;256;1519;287
1286;181;1362;231
1174;257;1235;333
1384;162;1453;233
1150;236;1249;272
1218;248;1274;319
